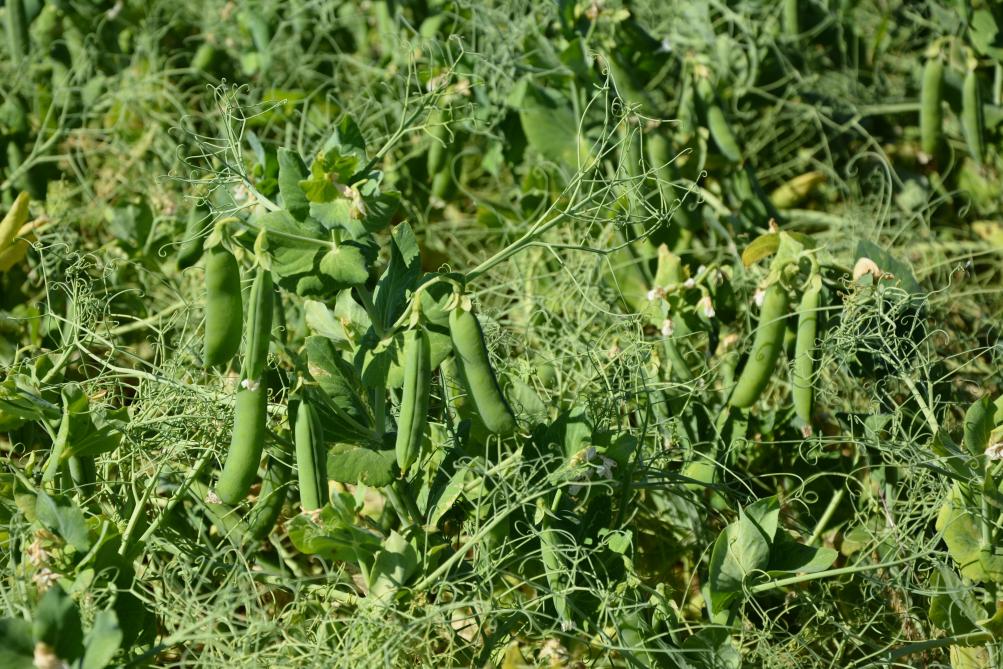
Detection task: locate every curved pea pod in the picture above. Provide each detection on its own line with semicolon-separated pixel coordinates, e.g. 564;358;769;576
697;78;742;164
294;400;328;511
244;445;292;541
962;67;985;164
215;384;268;505
204;246;243;368
448;306;516;435
729;284;790;408
919;56;944;157
176;208;208;270
395;328;432;473
243;266;274;382
769;171;826;209
792;280;822;427
538;502;572;625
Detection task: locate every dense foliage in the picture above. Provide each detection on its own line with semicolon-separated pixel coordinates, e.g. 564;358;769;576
2;1;1003;667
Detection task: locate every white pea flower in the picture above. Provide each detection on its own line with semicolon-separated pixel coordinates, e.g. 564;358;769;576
647;286;666;301
33;568;60;591
596;456;617;478
241;378;260;392
696;265;707;276
754;288;766;308
699;295;715;319
560;618;576;632
660;319;674;336
683;277;696;289
986;441;1003;461
33;642;67;669
657;37;673;54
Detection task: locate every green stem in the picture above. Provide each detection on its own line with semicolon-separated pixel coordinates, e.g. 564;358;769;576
808;487;845;545
748;553;923;595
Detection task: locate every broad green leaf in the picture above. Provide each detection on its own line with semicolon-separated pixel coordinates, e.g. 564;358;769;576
928;565;984;635
0;618;34;669
287;504;381;563
682;627;741;669
963;396;997;456
368;531;419;601
518;83;590;168
34;586;84;662
937;484;1003;582
277;148;310;220
305;336;369;426
304;300;349;344
951;645;991;669
0;376;60;431
854;240;920;294
707;498;776;611
327;443;396;487
57;384;124;461
256;209;326;279
373;222;421;332
766;532;837;576
35;492;90;552
80;609;122;669
319;243;370;287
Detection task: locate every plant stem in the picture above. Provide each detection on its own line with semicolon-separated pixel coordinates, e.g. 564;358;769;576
808;487;845;545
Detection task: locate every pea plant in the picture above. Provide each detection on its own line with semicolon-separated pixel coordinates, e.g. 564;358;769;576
2;0;1003;667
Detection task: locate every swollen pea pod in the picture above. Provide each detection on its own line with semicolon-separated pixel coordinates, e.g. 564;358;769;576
215;385;268;505
243;267;274;382
215;267;275;505
729;283;790;408
697;77;742;164
244;445;292;541
204;246;242;368
919;55;944;156
395;328;432;473
792;279;822;427
294;399;328;511
962;66;985;164
176;208;208;270
449;305;516;435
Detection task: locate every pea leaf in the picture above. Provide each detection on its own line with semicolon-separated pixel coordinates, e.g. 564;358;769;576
305;336;369;427
0;618;34;669
35;491;90;552
277;148;310;220
33;586;84;662
56;384;124;461
741;233;779;267
319;243;371;287
80;609;122;669
327;442;396;488
928;565;984;635
257;209;326;279
707;496;778;611
937;483;1003;582
766;531;837;576
517;82;590;169
963;396;997;456
287;502;381;563
368;530;419;601
373;222;421;332
0;376;60;431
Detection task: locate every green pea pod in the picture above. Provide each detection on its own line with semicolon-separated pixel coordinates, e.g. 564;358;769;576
244;445;292;541
920;56;944;156
697;78;742;164
962;67;985;164
243;266;274;382
395;328;432;473
729;284;790;408
792;281;822;426
5;0;29;64
215;384;267;505
176;208;208;270
783;0;799;38
294;400;328;511
68;455;96;493
449;306;516;435
538;502;572;625
204;246;243;368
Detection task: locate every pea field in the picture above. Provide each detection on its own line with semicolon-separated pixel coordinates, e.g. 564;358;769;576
3;1;1003;667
